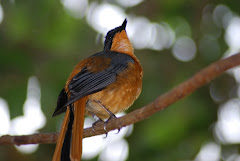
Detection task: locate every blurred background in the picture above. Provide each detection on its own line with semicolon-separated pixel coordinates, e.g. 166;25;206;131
0;0;240;161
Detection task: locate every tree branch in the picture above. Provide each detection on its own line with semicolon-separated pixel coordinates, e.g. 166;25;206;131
1;53;240;146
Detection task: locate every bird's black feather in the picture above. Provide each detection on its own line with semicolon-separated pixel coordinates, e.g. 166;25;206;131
52;88;68;117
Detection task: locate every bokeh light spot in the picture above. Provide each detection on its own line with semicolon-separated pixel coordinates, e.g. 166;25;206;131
99;139;129;161
172;36;196;62
195;142;221;161
87;3;126;34
225;17;240;49
9;76;46;154
0;98;10;135
0;4;3;24
213;4;230;28
215;99;240;144
130;17;152;49
15;144;39;154
61;0;88;18
129;18;174;50
116;0;143;7
148;23;175;50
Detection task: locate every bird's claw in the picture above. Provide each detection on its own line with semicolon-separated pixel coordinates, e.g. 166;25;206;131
92;119;104;133
103;115;122;136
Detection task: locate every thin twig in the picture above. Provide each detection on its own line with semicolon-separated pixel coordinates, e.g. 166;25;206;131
0;53;240;145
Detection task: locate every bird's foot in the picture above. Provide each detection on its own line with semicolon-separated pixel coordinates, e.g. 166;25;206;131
104;115;122;136
92;119;104;134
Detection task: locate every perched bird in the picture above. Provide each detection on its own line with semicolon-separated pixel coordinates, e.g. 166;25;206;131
52;19;143;161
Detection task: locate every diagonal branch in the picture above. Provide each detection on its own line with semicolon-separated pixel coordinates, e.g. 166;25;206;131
1;53;240;145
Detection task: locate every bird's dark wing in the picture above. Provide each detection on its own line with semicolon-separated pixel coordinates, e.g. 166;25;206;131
52;88;69;117
66;63;127;106
52;51;134;117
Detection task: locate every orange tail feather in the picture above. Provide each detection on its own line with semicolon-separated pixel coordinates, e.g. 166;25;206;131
52;107;70;161
70;97;86;161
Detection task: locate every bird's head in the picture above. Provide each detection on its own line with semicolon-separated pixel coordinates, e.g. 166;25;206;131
104;19;134;56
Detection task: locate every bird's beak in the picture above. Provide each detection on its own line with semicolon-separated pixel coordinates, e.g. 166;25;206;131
121;19;127;30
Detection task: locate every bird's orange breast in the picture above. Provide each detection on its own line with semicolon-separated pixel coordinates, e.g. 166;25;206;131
85;56;143;119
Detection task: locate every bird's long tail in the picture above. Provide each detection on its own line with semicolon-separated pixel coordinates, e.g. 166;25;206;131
52;97;86;161
70;97;86;161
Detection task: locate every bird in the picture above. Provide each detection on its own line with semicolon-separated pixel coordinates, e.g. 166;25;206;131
52;19;143;161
